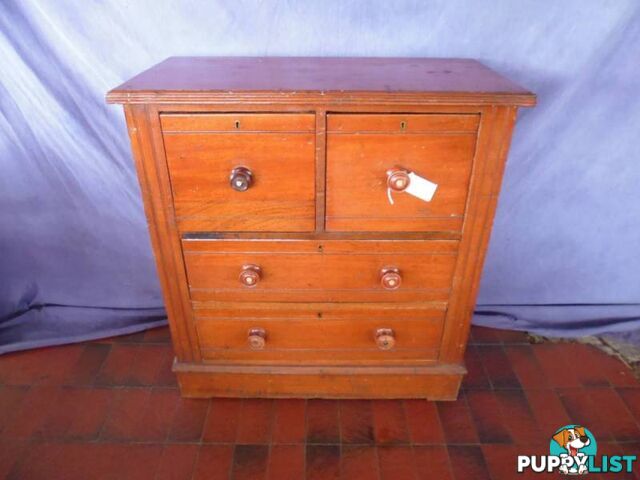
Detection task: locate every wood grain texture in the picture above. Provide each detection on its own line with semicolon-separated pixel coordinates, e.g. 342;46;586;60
326;114;477;232
182;239;458;303
162;115;315;232
107;57;535;106
439;106;518;363
174;362;464;399
111;57;533;399
123;105;200;362
195;317;443;363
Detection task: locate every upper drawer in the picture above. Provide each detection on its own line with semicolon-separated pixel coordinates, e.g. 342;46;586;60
326;113;479;232
161;113;316;232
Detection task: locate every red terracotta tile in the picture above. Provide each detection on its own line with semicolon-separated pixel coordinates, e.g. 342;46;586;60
125;345;171;386
236;399;273;444
0;346;83;386
466;390;512;443
0;439;27;479
267;445;305;480
0;386;28;433
168;397;210;442
582;388;640;441
101;388;178;441
116;330;148;343
557;387;614;441
202;398;241;443
306;445;340;480
143;326;172;343
35;387;114;440
7;442;162;480
524;389;571;437
481;444;520;480
156;347;178;387
592;350;638;387
414;445;452;480
471;326;529;344
192;445;234;480
377;446;417;480
476;345;521;389
156;444;198;480
404;400;445;444
95;344;137;386
494;390;545;445
618;442;640;479
562;343;610;387
272;399;306;444
504;344;550;389
306;400;340;444
340;400;375;445
63;343;111;385
231;444;269;480
461;345;491;390
617;387;640;423
447;445;491;480
436;396;479;444
532;343;581;389
340;446;378;480
0;349;50;385
1;386;61;439
372;400;410;445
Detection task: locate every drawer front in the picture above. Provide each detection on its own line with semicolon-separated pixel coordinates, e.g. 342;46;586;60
326;113;479;232
194;306;444;363
161;113;316;232
183;239;458;303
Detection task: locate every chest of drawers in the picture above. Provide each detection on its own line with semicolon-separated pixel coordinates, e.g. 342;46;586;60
108;57;535;399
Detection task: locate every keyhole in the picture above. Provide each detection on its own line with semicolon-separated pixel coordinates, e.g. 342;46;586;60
235;120;241;129
400;120;407;131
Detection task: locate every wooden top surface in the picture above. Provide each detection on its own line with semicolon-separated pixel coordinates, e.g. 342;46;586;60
107;57;535;106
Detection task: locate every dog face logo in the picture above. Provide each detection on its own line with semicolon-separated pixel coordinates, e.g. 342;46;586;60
550;425;597;475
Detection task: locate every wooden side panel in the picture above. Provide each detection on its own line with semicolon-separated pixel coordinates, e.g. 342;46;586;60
123;105;200;361
439;106;518;362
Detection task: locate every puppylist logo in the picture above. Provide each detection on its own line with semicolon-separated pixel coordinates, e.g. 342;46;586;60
517;424;637;475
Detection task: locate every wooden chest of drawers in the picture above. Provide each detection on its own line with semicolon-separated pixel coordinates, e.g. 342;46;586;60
108;57;535;399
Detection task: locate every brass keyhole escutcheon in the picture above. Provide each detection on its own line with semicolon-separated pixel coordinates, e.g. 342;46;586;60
400;120;407;131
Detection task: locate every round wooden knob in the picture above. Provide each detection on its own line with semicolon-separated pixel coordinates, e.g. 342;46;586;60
380;267;402;290
248;328;266;350
239;264;261;287
386;168;410;192
375;328;396;350
230;166;253;192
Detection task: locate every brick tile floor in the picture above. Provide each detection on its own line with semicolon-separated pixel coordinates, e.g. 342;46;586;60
0;326;638;479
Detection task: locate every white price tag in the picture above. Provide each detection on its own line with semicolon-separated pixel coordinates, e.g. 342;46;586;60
405;172;438;202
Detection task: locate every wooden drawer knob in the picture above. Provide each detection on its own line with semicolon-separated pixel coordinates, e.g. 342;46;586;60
386;168;410;192
380;267;402;290
375;328;396;350
239;264;261;287
230;166;253;192
248;328;266;350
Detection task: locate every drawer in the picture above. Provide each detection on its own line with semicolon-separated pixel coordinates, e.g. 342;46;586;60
194;305;444;363
183;239;458;303
326;113;479;232
161;113;316;232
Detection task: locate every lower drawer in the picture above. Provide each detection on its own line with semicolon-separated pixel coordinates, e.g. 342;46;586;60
183;239;458;303
194;305;444;364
